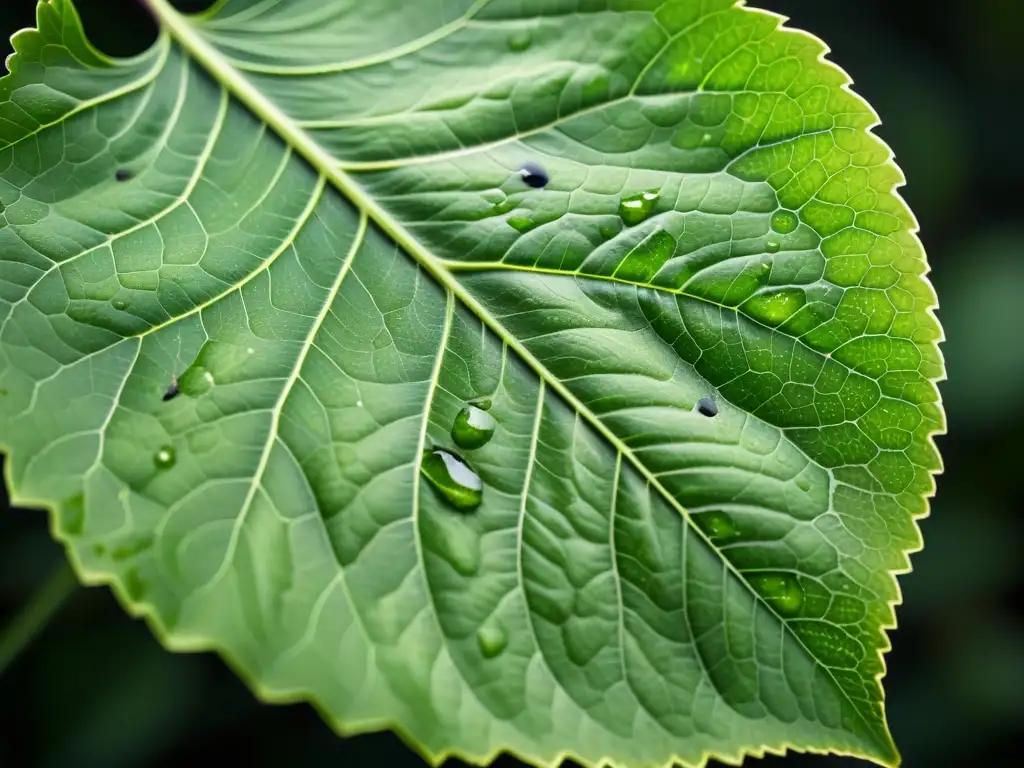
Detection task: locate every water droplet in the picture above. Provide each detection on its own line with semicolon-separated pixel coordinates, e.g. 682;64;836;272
508;30;532;52
356;399;364;408
179;364;213;396
702;132;713;144
247;347;255;355
477;623;509;658
750;572;804;617
796;476;811;492
695;510;738;542
112;298;128;311
507;216;536;233
420;448;483;511
153;445;176;470
162;377;180;402
452;405;497;450
770;209;799;234
695;396;718;417
618;190;660;227
518;162;549;188
765;238;781;254
115;168;133;182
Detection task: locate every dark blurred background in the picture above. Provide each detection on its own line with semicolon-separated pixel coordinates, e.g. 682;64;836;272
1;0;1021;766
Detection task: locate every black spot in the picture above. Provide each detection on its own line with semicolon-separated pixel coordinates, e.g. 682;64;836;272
519;162;549;188
696;396;718;417
162;377;180;402
115;168;134;182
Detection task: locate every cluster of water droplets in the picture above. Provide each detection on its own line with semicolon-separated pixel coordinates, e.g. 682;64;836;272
419;398;497;513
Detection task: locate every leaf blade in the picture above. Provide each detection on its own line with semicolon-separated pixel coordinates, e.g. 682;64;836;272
0;1;945;766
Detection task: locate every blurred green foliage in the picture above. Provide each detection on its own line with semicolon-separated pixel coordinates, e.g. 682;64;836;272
1;1;1022;766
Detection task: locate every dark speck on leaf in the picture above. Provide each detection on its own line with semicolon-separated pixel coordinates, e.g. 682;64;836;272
162;377;180;402
115;169;134;182
519;162;549;188
696;396;718;417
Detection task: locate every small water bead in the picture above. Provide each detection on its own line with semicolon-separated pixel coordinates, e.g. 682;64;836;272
508;30;532;52
695;396;718;417
770;209;800;234
153;445;177;470
420;448;483;511
477;623;509;658
750;572;804;617
696;510;738;542
618;190;660;227
796;476;811;492
765;238;782;254
518;162;549;188
111;299;128;311
452;405;497;450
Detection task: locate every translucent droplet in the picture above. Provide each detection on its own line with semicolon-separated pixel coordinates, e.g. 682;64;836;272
452;405;497;450
477;623;509;658
695;396;718;417
179;364;213;397
115;169;133;182
796;476;811;492
618;190;660;226
111;299;128;311
770;209;799;234
765;238;782;254
696;510;738;542
750;572;804;617
518;162;549;188
420;448;483;511
153;445;176;470
507;216;536;233
508;30;531;52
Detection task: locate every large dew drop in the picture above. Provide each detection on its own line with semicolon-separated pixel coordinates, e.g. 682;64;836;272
750;572;804;617
420;448;483;511
476;623;509;658
451;405;497;450
153;445;176;470
618;190;660;227
770;209;800;234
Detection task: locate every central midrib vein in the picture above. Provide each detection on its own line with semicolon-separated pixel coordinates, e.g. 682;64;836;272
140;0;890;753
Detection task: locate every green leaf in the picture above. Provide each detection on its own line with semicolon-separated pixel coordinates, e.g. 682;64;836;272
0;1;945;766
